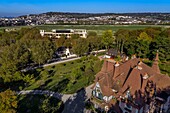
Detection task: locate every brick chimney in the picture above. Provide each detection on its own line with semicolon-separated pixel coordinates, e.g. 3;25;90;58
152;51;160;74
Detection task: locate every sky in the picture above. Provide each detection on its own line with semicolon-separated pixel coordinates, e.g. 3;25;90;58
0;0;170;17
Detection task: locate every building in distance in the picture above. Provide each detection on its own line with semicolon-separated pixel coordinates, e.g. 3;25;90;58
40;29;87;38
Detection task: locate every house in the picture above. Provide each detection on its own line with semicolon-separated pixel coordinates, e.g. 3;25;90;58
91;52;170;113
104;48;118;59
55;46;72;57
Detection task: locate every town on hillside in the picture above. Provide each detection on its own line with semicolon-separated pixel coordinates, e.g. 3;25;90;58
1;12;170;26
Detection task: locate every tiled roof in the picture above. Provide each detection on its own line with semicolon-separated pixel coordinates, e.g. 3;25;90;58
93;53;170;100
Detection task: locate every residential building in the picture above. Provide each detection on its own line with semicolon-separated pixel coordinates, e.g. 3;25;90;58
40;29;87;38
91;52;170;113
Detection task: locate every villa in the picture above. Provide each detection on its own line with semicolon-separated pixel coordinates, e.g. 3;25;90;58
91;52;170;113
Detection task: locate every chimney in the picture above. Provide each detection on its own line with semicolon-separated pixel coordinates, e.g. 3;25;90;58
113;62;120;78
131;54;136;59
115;61;120;67
152;50;160;74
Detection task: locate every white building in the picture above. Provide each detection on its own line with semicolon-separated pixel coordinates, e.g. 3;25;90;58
40;29;87;38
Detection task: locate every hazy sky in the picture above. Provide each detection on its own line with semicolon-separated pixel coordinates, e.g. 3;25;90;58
0;0;170;16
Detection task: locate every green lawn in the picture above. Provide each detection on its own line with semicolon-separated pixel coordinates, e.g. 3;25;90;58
17;94;64;113
36;25;170;35
24;56;103;94
36;25;170;31
1;25;170;35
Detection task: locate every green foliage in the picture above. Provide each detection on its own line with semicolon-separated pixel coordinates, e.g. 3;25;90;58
41;96;63;113
18;95;63;113
30;39;55;65
159;62;170;75
0;31;19;47
0;28;56;83
70;67;82;83
71;34;80;39
87;34;103;51
87;31;97;38
102;30;114;49
72;38;89;56
23;74;35;85
0;89;18;113
115;27;170;61
115;29;129;54
22;28;41;39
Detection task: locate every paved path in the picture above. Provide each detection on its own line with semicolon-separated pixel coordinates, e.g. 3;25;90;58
17;84;93;101
43;57;81;68
21;57;81;72
17;84;93;113
62;84;93;113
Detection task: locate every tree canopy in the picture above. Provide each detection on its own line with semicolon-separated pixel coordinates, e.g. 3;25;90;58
0;89;18;113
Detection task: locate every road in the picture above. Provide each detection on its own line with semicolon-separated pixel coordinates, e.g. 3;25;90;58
43;57;81;67
21;49;106;72
21;57;81;72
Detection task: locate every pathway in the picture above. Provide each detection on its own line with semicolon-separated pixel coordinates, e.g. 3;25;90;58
16;85;92;103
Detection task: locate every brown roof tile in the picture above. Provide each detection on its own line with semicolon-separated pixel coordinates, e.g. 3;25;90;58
93;53;170;108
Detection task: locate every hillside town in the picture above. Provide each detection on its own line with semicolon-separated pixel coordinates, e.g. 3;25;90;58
1;12;170;26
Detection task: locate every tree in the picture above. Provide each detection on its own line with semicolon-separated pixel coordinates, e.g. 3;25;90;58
136;32;152;58
115;29;130;54
30;39;55;65
102;30;114;49
71;34;80;39
0;31;18;47
70;67;82;83
0;89;18;113
56;36;66;47
22;28;41;39
72;38;89;56
41;97;63;113
0;43;25;82
87;31;97;38
87;32;103;52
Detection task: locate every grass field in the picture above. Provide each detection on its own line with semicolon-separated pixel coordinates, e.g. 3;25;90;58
24;56;103;94
1;25;170;35
36;25;170;35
